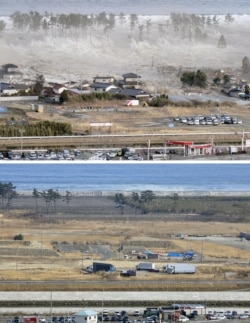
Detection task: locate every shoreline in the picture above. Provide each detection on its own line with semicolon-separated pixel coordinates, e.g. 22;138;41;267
16;190;250;197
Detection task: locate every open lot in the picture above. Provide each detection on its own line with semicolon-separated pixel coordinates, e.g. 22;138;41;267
0;194;250;290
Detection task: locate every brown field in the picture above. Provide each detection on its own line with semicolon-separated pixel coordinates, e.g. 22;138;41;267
0;196;250;291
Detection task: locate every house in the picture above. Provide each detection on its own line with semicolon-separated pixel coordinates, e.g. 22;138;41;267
118;73;142;89
118;88;150;99
1;64;23;83
2;64;19;73
0;82;11;92
52;83;67;95
42;86;60;103
0;83;30;95
93;76;116;84
89;82;117;92
74;309;98;323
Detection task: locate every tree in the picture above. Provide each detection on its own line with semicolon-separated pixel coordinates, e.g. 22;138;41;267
114;193;126;215
213;76;221;86
217;35;227;48
60;90;69;103
242;56;250;75
140;190;155;213
223;74;230;85
245;84;250;96
33;74;45;94
180;70;207;88
181;71;196;86
0;182;17;210
41;189;61;213
63;190;72;210
140;190;155;204
131;192;140;214
32;188;41;214
195;69;207;88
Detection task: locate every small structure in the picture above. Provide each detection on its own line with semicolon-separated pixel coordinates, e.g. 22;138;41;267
74;309;98;323
166;140;212;157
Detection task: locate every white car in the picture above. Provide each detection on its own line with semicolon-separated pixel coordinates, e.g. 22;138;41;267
239;314;249;319
216;315;226;320
178;316;189;322
133;311;140;317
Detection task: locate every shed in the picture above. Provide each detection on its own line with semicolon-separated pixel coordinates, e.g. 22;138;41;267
74;309;98;323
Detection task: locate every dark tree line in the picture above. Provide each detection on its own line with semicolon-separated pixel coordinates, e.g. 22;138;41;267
0;120;72;137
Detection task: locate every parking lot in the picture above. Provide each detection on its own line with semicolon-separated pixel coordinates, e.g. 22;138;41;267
2;307;250;323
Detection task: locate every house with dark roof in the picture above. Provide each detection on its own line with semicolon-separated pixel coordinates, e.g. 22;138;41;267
89;82;118;92
118;72;142;89
0;82;30;95
2;64;18;73
1;64;22;83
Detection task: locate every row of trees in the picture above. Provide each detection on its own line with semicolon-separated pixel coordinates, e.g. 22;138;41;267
114;190;155;215
33;188;72;213
0;120;72;137
0;182;17;210
8;11;233;33
0;11;235;46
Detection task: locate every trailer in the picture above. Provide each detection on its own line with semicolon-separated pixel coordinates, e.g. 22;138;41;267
136;262;159;272
163;263;196;274
90;262;116;273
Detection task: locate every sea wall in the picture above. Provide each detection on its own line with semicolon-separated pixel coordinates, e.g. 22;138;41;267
17;190;250;197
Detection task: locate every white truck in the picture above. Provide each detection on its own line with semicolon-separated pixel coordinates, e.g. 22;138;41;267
136;262;159;272
163;263;196;274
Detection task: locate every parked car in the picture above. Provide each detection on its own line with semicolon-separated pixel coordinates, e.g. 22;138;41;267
103;310;109;317
178;316;189;322
238;314;249;319
133;311;140;317
206;314;218;320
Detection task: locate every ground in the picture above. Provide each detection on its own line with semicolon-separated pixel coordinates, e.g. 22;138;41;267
0;195;249;287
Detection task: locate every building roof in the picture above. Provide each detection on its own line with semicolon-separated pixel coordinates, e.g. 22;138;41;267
2;64;18;69
94;76;115;79
89;82;113;89
119;88;149;98
75;309;98;316
122;73;141;78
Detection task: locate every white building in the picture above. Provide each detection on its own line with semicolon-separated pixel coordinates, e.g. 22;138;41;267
74;309;98;323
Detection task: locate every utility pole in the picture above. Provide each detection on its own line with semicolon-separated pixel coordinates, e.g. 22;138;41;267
147;139;150;160
19;129;25;153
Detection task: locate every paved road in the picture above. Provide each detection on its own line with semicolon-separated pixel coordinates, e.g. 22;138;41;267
1;291;249;302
